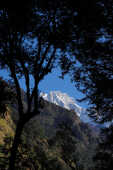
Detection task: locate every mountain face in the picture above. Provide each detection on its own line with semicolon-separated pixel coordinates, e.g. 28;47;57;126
0;97;98;170
0;79;98;170
40;91;82;116
40;91;94;124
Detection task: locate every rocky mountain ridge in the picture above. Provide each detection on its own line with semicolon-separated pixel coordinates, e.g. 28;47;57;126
40;91;95;124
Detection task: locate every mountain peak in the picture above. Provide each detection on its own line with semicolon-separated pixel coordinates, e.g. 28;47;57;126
40;91;96;125
40;91;83;117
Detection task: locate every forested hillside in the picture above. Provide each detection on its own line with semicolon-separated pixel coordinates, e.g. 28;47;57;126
0;79;99;170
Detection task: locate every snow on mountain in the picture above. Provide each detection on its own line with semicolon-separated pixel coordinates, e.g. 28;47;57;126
40;91;93;124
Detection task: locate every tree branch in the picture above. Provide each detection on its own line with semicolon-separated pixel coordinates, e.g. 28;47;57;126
6;32;24;117
30;42;51;105
37;42;51;74
9;65;24;117
14;32;31;113
39;47;56;81
19;60;31;112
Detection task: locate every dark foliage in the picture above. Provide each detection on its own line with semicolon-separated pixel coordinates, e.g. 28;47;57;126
58;1;113;170
1;0;112;169
0;77;16;116
93;125;113;170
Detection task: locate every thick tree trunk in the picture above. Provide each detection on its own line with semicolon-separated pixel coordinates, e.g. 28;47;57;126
8;119;25;170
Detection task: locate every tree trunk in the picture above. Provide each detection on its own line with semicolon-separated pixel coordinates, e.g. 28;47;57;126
8;119;25;170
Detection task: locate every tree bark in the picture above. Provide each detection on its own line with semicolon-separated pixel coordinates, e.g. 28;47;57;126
8;119;25;170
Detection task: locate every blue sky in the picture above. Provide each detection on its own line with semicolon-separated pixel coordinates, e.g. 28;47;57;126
0;68;88;108
38;67;88;108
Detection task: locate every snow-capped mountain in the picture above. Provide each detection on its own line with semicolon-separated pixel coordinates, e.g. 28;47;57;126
40;91;94;124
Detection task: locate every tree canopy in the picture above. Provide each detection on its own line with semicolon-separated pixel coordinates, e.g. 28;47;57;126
59;0;113;123
0;0;113;169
